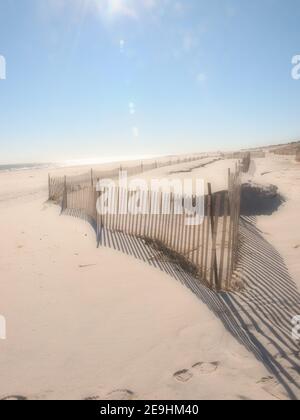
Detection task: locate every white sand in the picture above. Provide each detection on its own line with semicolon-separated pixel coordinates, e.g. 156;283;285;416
1;155;296;400
244;154;300;290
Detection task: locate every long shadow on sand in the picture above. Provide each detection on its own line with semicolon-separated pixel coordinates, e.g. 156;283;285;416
60;200;300;399
96;217;300;400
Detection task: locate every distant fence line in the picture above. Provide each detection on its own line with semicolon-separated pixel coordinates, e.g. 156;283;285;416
272;150;296;156
49;155;213;202
49;157;244;291
223;151;265;160
271;143;300;157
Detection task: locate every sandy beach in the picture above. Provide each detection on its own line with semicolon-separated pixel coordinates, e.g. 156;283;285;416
1;0;300;403
1;154;299;400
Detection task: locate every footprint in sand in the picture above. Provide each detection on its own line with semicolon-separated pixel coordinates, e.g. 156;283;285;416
173;369;193;383
173;362;220;383
105;389;135;400
1;395;27;400
192;361;220;375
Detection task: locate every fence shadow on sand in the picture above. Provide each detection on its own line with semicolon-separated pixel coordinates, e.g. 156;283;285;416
97;216;300;400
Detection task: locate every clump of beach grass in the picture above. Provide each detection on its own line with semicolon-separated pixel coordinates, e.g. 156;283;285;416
141;236;212;288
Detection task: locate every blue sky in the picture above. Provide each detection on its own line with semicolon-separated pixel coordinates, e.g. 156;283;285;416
0;0;300;163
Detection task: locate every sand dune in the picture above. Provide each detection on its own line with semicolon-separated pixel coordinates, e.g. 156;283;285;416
0;154;299;400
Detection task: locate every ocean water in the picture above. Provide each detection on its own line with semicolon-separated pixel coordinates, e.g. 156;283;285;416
0;163;53;172
60;155;162;167
0;155;163;173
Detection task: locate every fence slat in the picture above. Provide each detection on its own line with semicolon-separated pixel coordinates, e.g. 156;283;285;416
218;191;228;288
210;193;220;289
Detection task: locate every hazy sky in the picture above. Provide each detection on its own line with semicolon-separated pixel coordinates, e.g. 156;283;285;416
0;0;300;163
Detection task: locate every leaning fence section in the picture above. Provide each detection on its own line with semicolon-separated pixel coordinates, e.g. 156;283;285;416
53;164;242;291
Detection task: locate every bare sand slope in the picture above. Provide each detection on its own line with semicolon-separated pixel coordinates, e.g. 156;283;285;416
245;154;300;290
227;153;300;400
0;161;274;400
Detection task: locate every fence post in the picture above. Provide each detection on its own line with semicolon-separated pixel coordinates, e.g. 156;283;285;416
62;176;67;211
208;183;219;289
91;169;94;187
226;171;234;288
218;191;228;289
48;174;51;200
